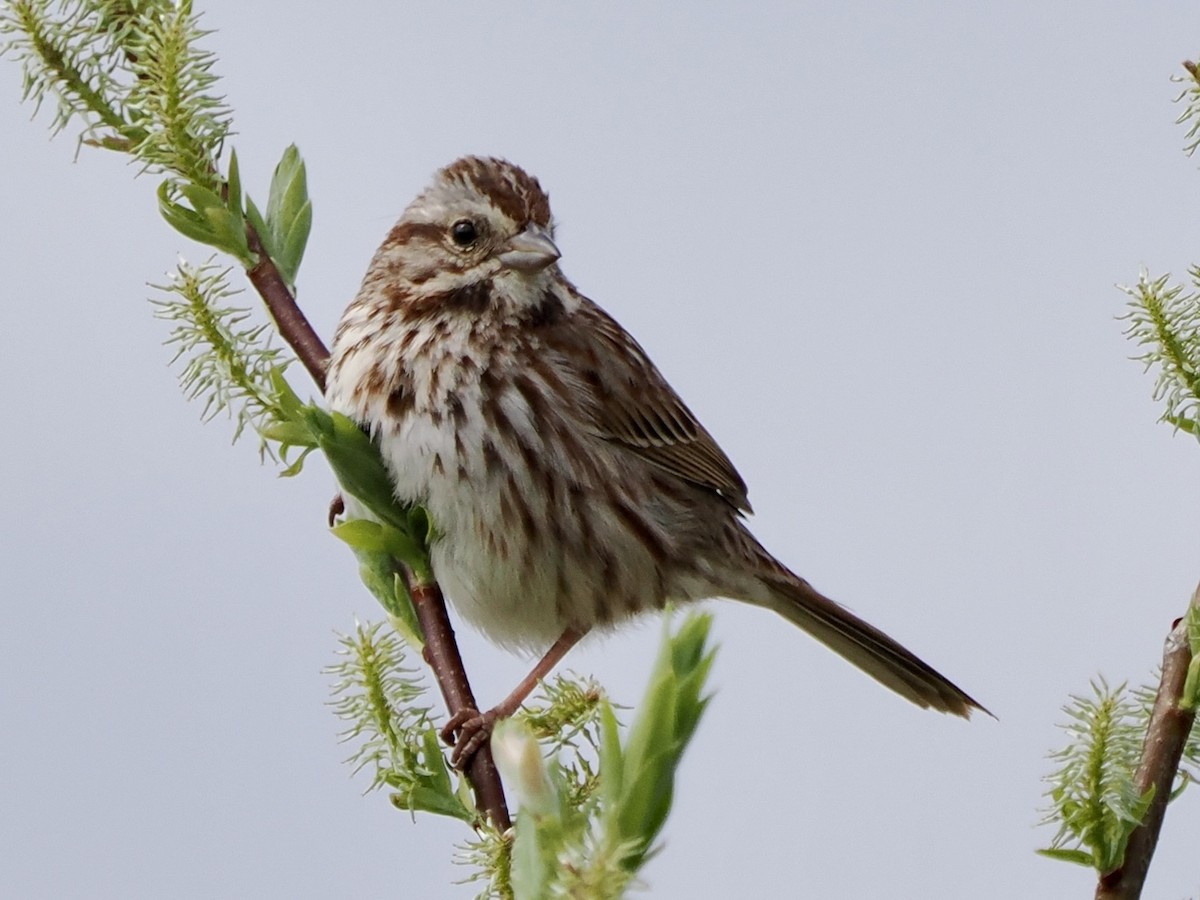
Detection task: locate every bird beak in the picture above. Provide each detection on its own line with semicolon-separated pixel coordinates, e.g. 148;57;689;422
497;226;560;273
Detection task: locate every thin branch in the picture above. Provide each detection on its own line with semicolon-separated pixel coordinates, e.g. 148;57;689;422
1095;581;1200;899
238;212;511;828
244;224;329;391
406;571;512;831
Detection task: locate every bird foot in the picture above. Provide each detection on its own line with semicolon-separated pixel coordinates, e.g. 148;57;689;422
442;706;500;768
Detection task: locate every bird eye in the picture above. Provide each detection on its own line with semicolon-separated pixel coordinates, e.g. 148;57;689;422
450;219;479;247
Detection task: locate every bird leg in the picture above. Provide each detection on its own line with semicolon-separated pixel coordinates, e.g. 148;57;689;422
442;627;584;767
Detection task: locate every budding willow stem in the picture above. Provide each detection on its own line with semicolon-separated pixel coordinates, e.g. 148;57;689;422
406;570;512;830
240;217;511;829
244;225;330;392
1095;581;1200;900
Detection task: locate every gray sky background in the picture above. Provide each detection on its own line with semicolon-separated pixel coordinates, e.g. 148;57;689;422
4;3;1200;897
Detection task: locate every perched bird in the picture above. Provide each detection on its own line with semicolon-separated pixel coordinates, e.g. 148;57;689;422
326;156;983;761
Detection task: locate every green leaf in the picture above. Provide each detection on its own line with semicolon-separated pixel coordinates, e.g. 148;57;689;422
157;181;216;245
331;519;392;552
1036;848;1097;867
268;367;307;419
391;785;473;821
407;505;438;545
279;200;313;286
259;420;318;448
388;728;472;821
346;550;423;648
331;518;426;569
245;194;270;255
248;144;312;288
157;179;253;264
302;409;426;544
1164;414;1200;435
275;398;433;626
605;611;715;871
226;148;245;220
268;146;307;223
275;446;314;478
386;577;423;651
598;700;624;811
271;146;312;277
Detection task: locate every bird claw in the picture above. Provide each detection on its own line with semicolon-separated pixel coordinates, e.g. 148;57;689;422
327;493;345;527
442;707;499;768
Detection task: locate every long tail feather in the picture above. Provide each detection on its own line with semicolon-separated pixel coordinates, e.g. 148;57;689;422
757;571;987;718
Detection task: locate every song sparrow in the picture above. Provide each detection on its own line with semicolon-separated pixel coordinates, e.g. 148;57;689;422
327;156;984;760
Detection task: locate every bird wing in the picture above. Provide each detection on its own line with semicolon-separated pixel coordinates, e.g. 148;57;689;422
555;299;752;513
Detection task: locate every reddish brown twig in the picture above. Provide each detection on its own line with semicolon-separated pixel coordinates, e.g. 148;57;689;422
243;220;511;830
406;573;511;829
1095;581;1199;900
244;227;330;393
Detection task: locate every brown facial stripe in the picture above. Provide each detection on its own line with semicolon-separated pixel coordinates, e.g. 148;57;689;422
386;221;445;247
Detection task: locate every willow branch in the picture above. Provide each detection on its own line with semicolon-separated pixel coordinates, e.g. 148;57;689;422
244;223;329;392
1096;582;1200;900
406;573;511;830
240;223;511;829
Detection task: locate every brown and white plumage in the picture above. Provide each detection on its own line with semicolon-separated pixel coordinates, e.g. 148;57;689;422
327;156;984;721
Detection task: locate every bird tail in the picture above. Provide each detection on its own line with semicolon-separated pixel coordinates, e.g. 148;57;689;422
754;569;987;718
